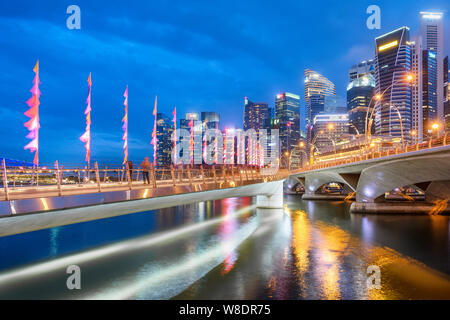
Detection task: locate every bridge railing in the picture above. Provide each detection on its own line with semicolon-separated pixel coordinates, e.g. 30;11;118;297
294;133;450;173
0;163;288;201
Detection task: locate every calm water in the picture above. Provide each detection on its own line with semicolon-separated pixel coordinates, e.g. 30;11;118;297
0;195;449;299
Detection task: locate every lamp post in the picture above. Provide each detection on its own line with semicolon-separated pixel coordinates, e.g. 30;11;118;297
431;123;440;139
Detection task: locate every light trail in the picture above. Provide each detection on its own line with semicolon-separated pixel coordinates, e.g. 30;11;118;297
0;203;257;287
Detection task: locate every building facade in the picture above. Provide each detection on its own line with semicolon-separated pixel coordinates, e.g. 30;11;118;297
422;49;438;137
275;92;301;153
410;36;424;142
156;113;174;167
420;11;445;127
304;69;336;145
346;74;376;135
312;114;349;154
243;97;271;131
374;27;412;143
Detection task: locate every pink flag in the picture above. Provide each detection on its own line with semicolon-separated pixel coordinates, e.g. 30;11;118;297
80;73;92;163
150;96;157;166
122;86;128;164
24;60;40;166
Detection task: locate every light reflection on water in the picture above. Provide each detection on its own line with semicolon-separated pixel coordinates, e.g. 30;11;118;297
0;195;450;299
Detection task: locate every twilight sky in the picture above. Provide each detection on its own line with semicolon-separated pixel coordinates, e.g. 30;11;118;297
0;0;449;165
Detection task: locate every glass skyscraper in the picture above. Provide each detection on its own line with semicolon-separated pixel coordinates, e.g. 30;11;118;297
304;69;336;144
422;50;438;137
374;27;412;142
243;97;271;131
275;92;300;153
420;11;444;126
346;74;376;135
156;113;174;167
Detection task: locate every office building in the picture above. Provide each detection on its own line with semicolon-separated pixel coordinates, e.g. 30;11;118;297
156;113;174;167
420;11;445;126
201;112;220;130
243;97;271;131
374;26;412;142
422;49;438;137
346;74;376;135
410;36;424;142
275;92;301;153
312;114;349;153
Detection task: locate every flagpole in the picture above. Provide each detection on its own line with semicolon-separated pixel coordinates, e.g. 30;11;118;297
122;86;128;165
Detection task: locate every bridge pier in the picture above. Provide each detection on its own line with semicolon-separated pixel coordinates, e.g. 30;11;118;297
256;180;284;209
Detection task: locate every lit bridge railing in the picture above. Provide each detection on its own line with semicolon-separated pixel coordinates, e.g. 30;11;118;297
293;133;450;174
0;164;289;201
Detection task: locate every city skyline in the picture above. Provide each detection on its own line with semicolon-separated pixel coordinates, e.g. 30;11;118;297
0;1;449;164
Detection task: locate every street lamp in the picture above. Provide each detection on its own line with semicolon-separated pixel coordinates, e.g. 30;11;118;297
431;123;440;139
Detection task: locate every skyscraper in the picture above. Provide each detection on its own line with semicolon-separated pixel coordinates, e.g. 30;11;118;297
304;69;336;145
374;27;412;142
444;56;450;131
243;97;270;131
275;92;300;153
201;112;220;130
156;113;174;167
410;36;424;142
346;74;376;135
422;49;438;137
420;11;444;126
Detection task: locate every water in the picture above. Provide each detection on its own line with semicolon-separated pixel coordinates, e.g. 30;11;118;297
0;195;449;299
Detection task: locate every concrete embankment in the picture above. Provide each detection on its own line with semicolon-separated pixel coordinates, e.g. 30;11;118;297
350;201;450;215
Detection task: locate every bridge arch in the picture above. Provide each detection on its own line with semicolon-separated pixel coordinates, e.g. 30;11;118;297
356;154;450;202
302;171;357;195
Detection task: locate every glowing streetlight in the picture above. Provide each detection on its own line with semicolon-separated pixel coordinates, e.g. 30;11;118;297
327;123;335;130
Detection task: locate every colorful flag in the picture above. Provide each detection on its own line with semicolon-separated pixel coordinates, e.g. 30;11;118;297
122;86;128;164
150;96;157;166
80;73;92;163
24;60;40;166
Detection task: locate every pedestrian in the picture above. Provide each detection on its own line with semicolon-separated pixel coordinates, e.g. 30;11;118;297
127;160;133;181
141;157;151;184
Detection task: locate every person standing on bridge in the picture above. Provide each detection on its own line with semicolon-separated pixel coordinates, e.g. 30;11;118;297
127;160;133;181
141;157;151;184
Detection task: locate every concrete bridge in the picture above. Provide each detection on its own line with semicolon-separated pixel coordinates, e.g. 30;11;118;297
290;143;450;214
0;165;286;237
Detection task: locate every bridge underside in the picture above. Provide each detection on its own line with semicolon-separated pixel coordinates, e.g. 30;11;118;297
0;180;284;237
290;147;450;214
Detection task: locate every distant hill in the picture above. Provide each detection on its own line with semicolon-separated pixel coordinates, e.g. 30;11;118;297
0;157;34;167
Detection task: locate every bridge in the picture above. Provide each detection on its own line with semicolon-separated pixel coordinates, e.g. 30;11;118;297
0;164;287;237
2;134;450;237
291;135;450;214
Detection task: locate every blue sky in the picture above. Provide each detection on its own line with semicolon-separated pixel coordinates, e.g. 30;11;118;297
0;0;449;165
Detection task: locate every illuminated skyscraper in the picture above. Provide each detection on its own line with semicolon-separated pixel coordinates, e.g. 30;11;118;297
201;112;220;130
304;69;336;144
422;49;438;138
275;92;300;153
420;11;444;126
346;74;375;135
410;36;424;142
374;27;412;142
444;56;450;131
156;113;174;167
243;97;270;131
312;114;349;153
